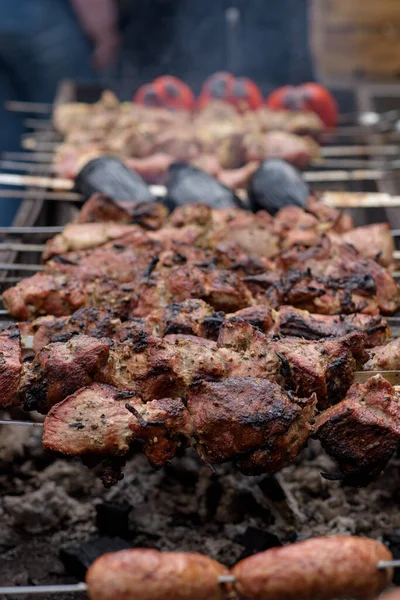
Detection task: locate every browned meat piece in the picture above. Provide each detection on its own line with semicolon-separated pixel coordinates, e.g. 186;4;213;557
187;377;316;474
168;204;213;228
255;268;379;317
217;320;367;408
77;193;132;224
153;129;199;162
226;305;275;334
274;306;390;348
314;374;400;485
145;299;223;340
364;338;400;371
21;334;110;413
125;153;174;184
192;154;221;178
0;326;22;408
126;396;193;468
28;308;122;352
306;196;354;233
217;161;259;190
97;331;228;402
244;131;320;168
42;222;139;261
132;263;253;317
276;236;400;315
232;536;393;600
43;383;135;456
215;132;245;169
86;549;230;600
2;272;88;321
208;211;279;259
273;205;319;237
330;223;395;268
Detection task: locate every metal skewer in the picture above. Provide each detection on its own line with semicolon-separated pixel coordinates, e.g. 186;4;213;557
0;560;399;596
0;419;43;427
0;582;88;595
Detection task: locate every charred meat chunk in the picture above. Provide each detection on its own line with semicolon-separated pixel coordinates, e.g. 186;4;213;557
314;375;400;486
21;335;110;413
187;377;316;474
0;326;22;408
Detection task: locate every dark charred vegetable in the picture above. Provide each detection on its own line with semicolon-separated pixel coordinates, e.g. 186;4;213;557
248;159;309;215
166;163;242;209
75;157;154;204
198;72;263;112
134;76;195;111
266;83;338;128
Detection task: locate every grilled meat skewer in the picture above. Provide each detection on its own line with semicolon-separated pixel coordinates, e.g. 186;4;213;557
20;301;389;354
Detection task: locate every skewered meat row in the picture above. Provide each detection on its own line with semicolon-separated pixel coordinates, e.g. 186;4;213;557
84;536;393;600
41;367;400;487
22;301;390;353
9;318;367;412
42;194;393;270
53;95;322;183
2;319;399;484
3;205;398;320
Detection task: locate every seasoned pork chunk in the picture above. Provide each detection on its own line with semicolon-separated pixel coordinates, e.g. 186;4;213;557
314;375;400;486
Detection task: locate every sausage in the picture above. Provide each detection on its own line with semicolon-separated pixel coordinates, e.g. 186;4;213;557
86;548;230;600
231;536;393;600
377;589;400;600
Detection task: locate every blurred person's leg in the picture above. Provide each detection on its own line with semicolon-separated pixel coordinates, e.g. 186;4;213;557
0;0;102;225
0;65;24;225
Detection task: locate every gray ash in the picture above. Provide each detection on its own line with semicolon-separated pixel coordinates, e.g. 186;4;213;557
1;430;400;599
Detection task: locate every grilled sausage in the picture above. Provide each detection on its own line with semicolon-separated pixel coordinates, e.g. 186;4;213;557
376;589;400;600
86;548;230;600
231;536;393;600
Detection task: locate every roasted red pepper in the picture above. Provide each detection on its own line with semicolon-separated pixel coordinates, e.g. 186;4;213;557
266;83;338;128
134;76;195;110
198;72;263;112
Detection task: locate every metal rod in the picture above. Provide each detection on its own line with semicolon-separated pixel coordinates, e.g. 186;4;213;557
6;101;52;113
0;160;54;173
0;419;43;428
0;242;46;252
322;192;400;208
0;189;82;201
378;560;400;570
303;170;383;182
3;152;55;162
321;144;400;157
22;140;60;151
0;226;63;234
0;582;87;595
0;173;73;190
0;263;44;272
24;118;51;129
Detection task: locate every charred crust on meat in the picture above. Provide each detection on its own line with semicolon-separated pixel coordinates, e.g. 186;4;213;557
143;256;159;278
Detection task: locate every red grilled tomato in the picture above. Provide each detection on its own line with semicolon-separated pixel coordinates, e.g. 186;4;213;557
198;72;263;112
134;76;195;111
197;71;235;108
227;76;263;112
266;83;338;128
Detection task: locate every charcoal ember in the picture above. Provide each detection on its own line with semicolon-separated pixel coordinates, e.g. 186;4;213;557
95;501;132;539
248;159;309;215
257;475;287;502
235;526;281;560
60;537;132;580
166;163;242;209
75;157;154;204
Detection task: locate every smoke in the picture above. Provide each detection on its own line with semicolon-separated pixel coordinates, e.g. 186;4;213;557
120;0;314;98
